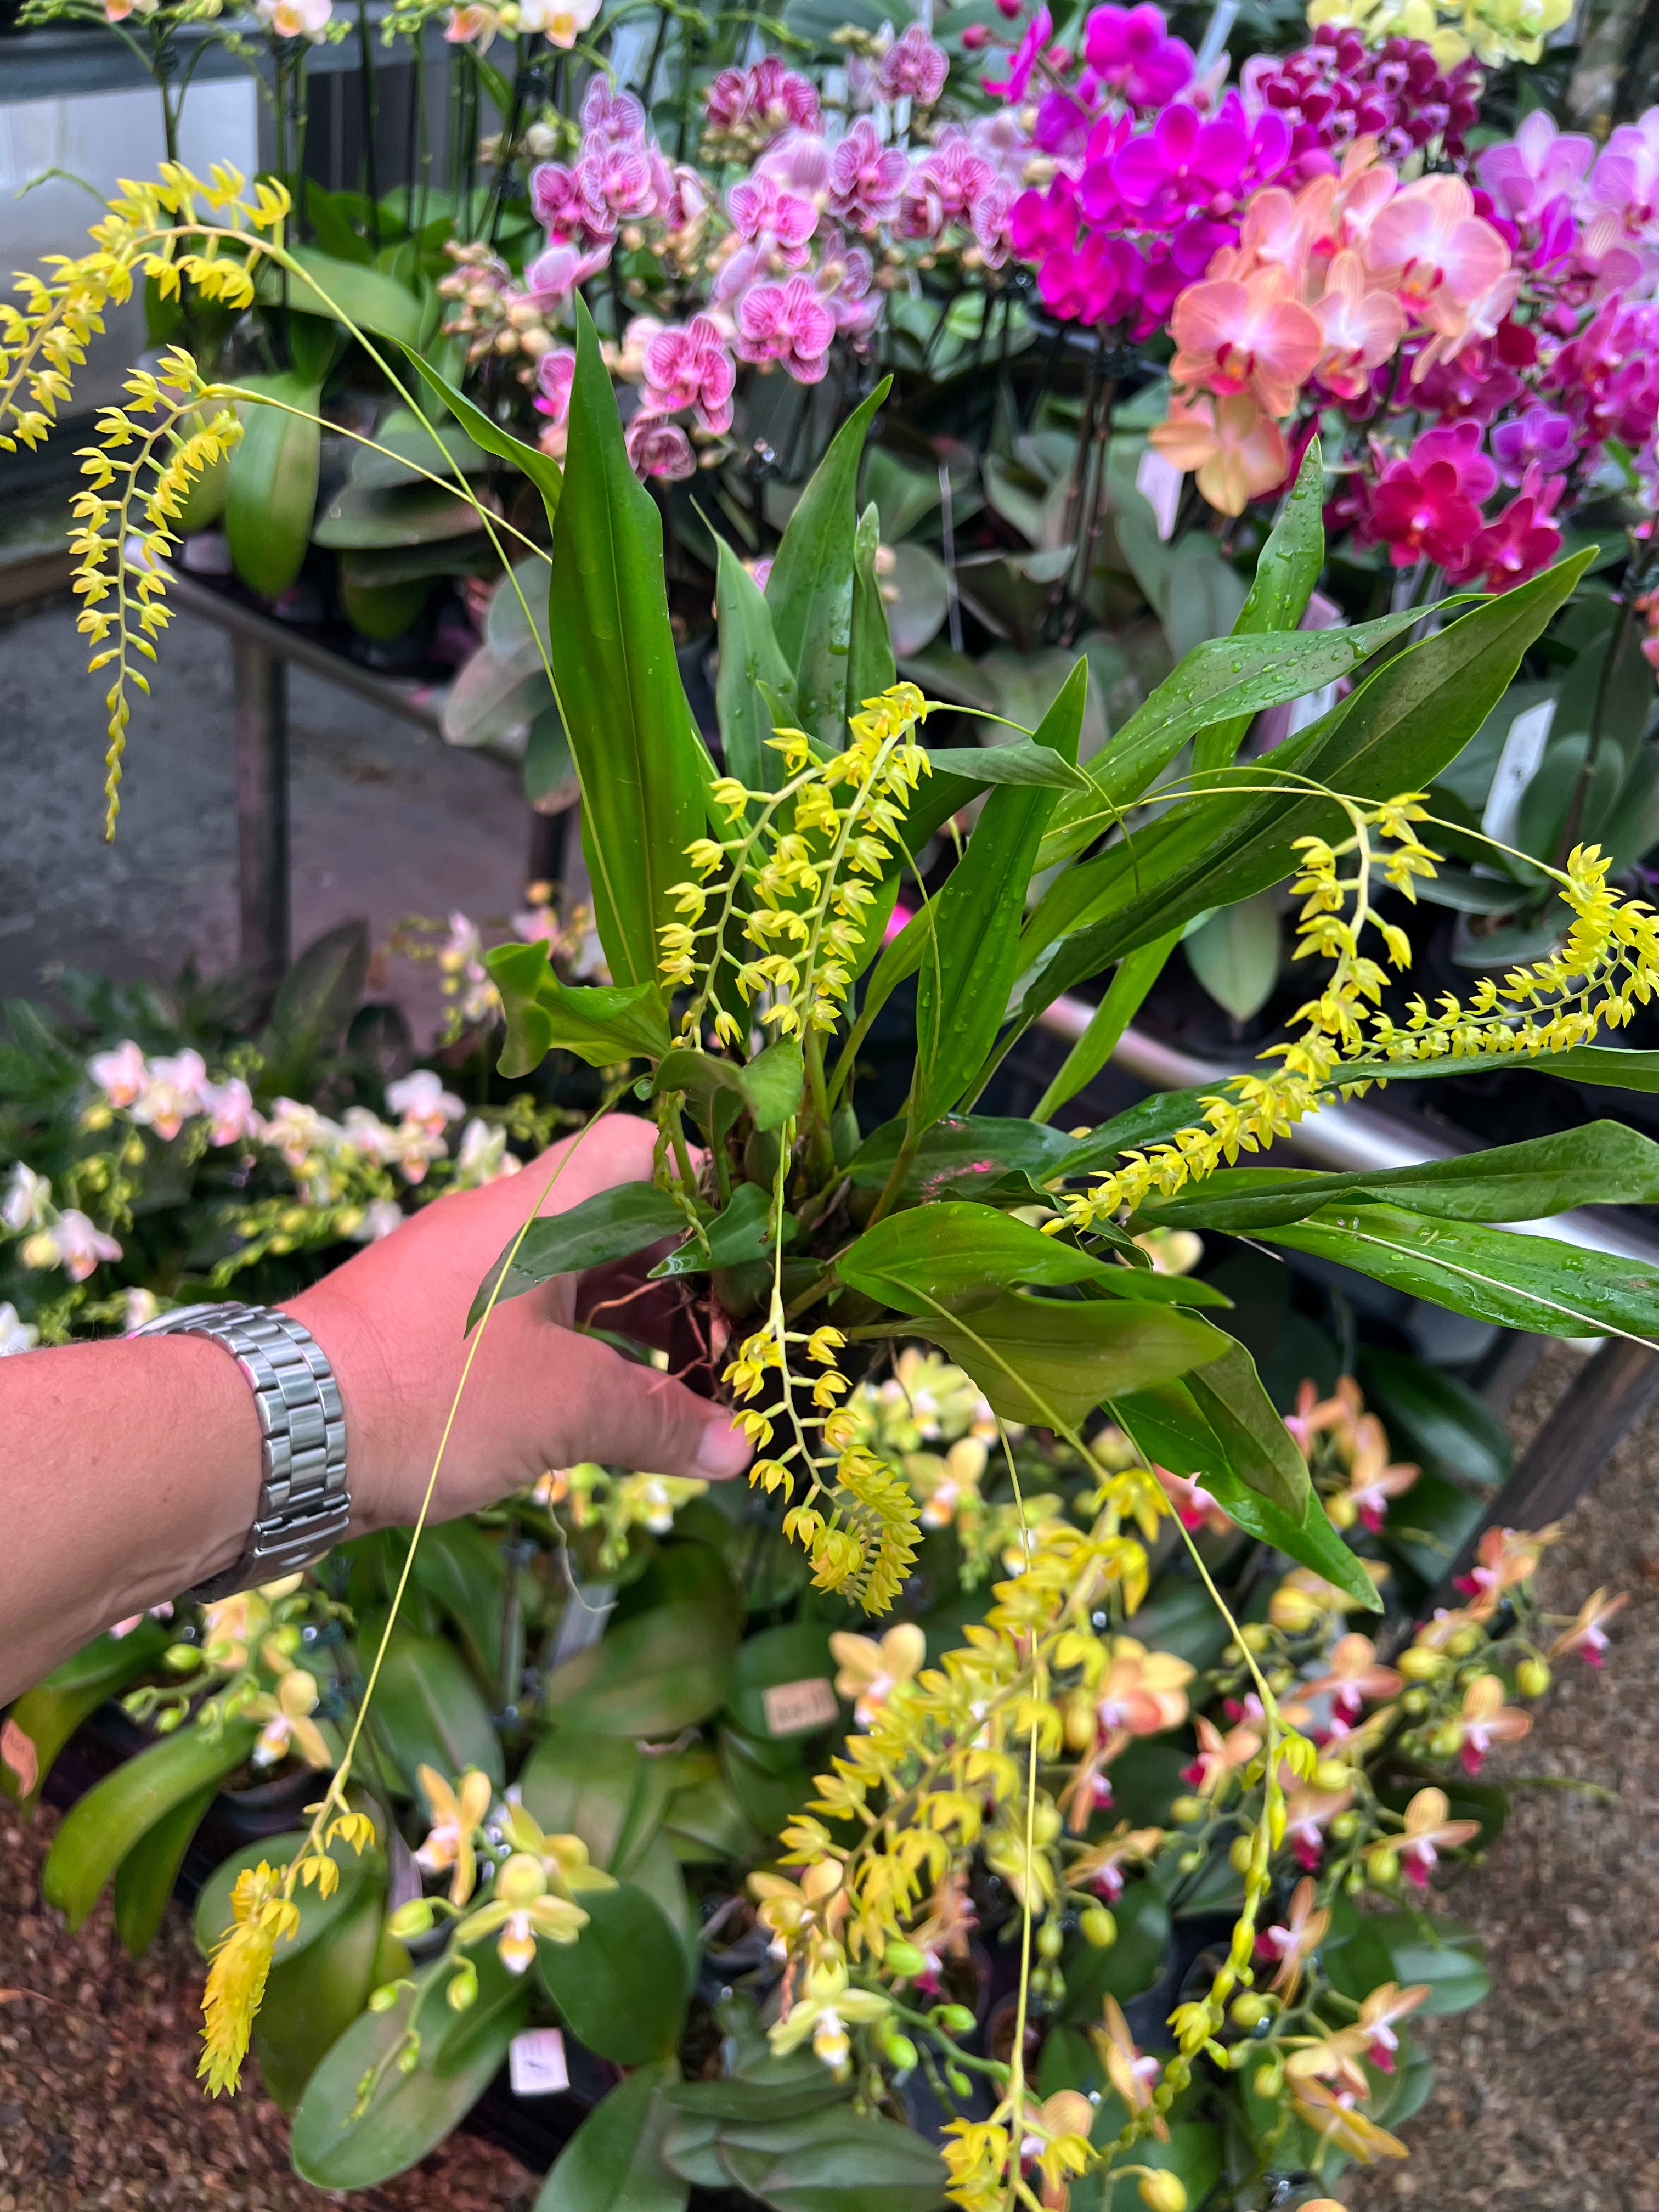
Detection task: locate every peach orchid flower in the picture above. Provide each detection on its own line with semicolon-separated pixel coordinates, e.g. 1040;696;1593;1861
1312;249;1407;400
1364;174;1510;323
1090;1996;1169;2138
414;1765;495;1905
830;1622;926;1728
1259;1876;1330;1999
1149;392;1290;518
1327;1414;1419;1534
1454;1673;1531;1774
1387;1785;1481;1887
1170;264;1323;415
1291;2077;1409;2165
1549;1587;1628;1667
1181;1714;1262;1799
1298;1632;1404;1725
1019;2090;1096;2210
1358;1980;1430;2072
1284;1782;1353;1870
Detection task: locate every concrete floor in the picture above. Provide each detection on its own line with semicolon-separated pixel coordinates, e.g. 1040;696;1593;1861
0;597;531;1047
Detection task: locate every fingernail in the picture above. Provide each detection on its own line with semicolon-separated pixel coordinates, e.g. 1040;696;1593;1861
693;1414;752;1481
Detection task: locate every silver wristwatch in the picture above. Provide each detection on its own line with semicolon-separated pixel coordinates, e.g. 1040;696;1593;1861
129;1301;350;1602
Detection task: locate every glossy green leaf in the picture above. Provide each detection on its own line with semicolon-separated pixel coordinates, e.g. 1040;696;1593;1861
652;1181;789;1279
42;1719;259;1932
686;2102;949;2212
665;1759;761;1861
765;382;889;746
400;342;563;515
112;1779;216;1957
2;1620;170;1807
1114;1383;1381;1610
363;1630;504;1799
267;247;425;343
903;1289;1227;1429
486;941;669;1079
1184;1339;1310;1516
225;374;321;597
1192;437;1324;777
1373;1042;1659;1092
924;738;1088;788
534;2062;688;2212
716;534;798;793
552;301;708;988
351;407;486;490
1183;891;1281;1023
540;1601;740;1737
313;481;487;550
412;1519;507;1684
468;1182;685;1329
1141;1120;1659;1232
1264;1203;1659;1343
341;574;429;641
539;1880;690;2062
651;1037;805;1136
1031;600;1440;878
838;1201;1228;1310
290;1951;529;2188
518;1729;646;1871
847;1112;1079;1199
1018;554;1596;1028
1357;1344;1510;1489
1032;931;1184;1126
849;498;898;707
915;661;1086;1126
1322;1909;1488;2015
662;2047;849;2126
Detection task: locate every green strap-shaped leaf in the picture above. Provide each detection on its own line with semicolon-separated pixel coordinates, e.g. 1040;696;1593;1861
924;738;1088;788
486;941;669;1079
714;535;797;793
837;1200;1229;1308
552;300;709;987
1262;1201;1659;1344
399;342;563;516
1183;1339;1310;1517
534;2062;688;2212
467;1181;686;1328
765;381;890;746
1138;1119;1659;1232
1114;1383;1381;1611
847;1111;1080;1197
225;373;321;598
539;1600;741;1736
913;660;1086;1128
42;1719;260;1931
1014;549;1595;1029
1192;435;1325;777
263;247;426;343
112;1779;217;1957
849;496;898;708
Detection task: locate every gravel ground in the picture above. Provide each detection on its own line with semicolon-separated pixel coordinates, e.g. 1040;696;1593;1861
1347;1341;1659;2212
1;1344;1652;2211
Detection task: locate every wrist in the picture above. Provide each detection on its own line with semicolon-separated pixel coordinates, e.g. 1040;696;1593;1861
285;1281;404;1537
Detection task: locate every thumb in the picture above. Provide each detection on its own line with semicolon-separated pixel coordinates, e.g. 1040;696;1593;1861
549;1334;753;1483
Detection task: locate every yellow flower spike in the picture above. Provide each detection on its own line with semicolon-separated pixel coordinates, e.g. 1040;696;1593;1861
198;1863;300;2097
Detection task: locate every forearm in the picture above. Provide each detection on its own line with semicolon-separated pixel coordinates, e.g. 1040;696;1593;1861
0;1336;261;1702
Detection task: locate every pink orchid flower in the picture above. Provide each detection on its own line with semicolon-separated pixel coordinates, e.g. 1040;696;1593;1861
735;275;836;382
705;55;820;139
642;315;736;433
533;347;577;425
1170;264;1323;415
879;22;949;104
1150;391;1289;516
580;78;646;146
1081;2;1193;108
828;116;910;230
1477;109;1595;222
520;240;612;314
814;231;881;336
624;414;696;481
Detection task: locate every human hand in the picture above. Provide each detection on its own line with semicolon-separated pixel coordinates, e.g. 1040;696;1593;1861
288;1115;750;1535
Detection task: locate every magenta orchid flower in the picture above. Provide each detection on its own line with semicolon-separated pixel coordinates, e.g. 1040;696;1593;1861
1081;3;1193;109
641;315;736;433
705;55;820;139
624;414;695;481
1477;109;1595;221
726;168;819;258
981;4;1051;102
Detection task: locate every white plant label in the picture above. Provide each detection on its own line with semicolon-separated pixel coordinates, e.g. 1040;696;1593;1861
1482;697;1557;851
509;2028;570;2097
763;1677;839;1737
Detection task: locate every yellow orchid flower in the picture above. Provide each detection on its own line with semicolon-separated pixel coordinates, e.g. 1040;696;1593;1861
830;1621;926;1726
1018;2089;1094;2209
769;1954;890;2073
455;1852;589;1974
1090;1994;1167;2139
248;1669;330;1770
414;1765;494;1906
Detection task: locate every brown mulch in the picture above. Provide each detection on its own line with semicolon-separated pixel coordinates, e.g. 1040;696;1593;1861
1346;1342;1659;2212
4;1343;1657;2210
0;1802;537;2212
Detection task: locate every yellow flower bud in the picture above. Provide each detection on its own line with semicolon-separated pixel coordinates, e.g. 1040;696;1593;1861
1517;1659;1551;1697
1138;2171;1187;2212
1080;1906;1116;1949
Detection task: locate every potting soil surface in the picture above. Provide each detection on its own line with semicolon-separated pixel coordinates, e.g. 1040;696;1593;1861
1;1345;1654;2211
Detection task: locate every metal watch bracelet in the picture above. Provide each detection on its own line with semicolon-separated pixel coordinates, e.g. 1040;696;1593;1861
128;1301;350;1603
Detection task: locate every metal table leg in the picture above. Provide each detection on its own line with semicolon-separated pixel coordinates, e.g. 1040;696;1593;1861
234;638;290;992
